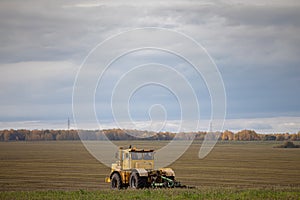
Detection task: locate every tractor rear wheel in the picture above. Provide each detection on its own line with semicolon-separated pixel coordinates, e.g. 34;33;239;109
129;172;147;189
111;173;122;189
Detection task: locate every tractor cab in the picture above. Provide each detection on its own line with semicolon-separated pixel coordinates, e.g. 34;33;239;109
114;147;155;170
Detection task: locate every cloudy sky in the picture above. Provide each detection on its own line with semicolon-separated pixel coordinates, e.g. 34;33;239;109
0;0;299;133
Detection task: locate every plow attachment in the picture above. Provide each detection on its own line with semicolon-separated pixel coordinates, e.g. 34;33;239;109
151;175;195;189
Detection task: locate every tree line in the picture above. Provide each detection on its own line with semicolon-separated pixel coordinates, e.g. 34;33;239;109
0;129;299;142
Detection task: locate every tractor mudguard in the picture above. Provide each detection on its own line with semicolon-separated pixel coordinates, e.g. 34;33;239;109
132;168;148;177
160;168;175;177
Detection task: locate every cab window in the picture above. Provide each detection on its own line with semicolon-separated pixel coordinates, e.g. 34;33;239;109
131;152;143;160
123;152;129;160
143;152;154;160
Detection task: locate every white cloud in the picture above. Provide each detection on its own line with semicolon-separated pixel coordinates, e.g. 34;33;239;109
1;117;299;134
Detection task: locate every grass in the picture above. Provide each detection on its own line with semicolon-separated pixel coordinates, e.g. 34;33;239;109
0;188;299;200
0;140;299;199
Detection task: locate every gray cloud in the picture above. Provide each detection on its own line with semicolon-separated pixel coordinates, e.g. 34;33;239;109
0;61;78;121
0;0;299;131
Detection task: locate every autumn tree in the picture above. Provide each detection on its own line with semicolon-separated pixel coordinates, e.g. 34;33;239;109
234;130;260;141
221;130;234;140
261;134;276;141
275;134;285;141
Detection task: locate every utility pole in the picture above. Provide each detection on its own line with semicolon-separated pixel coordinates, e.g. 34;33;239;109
209;121;213;133
68;117;70;130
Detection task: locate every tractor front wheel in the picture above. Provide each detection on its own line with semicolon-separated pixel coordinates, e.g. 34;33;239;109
111;173;122;189
129;172;146;189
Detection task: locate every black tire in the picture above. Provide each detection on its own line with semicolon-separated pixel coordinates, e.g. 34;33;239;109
129;172;147;189
111;173;122;189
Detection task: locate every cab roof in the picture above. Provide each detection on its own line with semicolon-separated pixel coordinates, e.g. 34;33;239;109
120;147;154;152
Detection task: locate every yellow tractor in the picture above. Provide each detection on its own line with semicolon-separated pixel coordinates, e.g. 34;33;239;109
105;146;185;189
